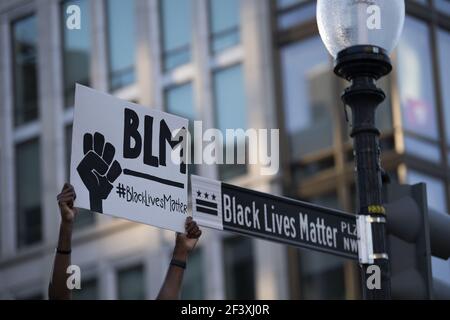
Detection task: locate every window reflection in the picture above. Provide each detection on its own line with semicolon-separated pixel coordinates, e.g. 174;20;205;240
16;139;42;248
12;15;38;127
437;29;450;159
117;264;145;300
61;0;91;107
276;0;315;30
223;236;255;299
160;0;192;70
277;0;308;9
165;83;197;175
397;17;440;162
106;0;136;90
435;0;450;15
297;193;347;300
281;37;334;161
209;0;240;53
213;65;248;180
298;249;347;299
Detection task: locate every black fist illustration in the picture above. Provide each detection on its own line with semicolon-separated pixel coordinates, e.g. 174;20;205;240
77;132;122;213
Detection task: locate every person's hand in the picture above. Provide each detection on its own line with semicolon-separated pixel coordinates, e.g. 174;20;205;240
57;183;78;224
173;217;202;261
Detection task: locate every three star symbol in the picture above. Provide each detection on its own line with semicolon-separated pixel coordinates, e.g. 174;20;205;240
196;190;217;201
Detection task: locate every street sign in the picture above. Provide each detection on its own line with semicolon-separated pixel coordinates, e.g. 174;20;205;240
191;175;359;260
71;85;189;233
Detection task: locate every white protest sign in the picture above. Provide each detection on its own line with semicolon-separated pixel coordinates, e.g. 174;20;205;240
70;84;189;232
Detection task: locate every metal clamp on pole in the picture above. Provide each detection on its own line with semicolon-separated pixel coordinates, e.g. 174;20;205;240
357;215;388;264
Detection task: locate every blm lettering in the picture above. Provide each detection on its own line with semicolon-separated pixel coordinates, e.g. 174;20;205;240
123;108;186;174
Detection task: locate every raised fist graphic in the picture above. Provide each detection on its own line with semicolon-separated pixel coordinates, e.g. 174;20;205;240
77;132;122;213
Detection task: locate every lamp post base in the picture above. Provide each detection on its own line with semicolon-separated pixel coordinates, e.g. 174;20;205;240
335;45;392;300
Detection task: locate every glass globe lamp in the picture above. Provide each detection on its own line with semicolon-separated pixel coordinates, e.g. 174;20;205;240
317;0;405;59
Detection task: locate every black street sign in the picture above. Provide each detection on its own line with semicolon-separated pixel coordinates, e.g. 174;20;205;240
191;175;359;260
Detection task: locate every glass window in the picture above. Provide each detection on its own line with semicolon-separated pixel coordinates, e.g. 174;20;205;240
209;0;240;53
397;17;440;162
277;1;316;30
117;264;145;300
431;255;450;286
309;192;341;210
62;0;91;107
165;82;197;175
74;209;95;229
106;0;136;90
297;249;347;299
277;0;308;8
12;15;38;127
165;83;196;120
435;0;450;15
223;236;255;299
281;37;334;161
160;0;192;70
73;278;98;300
297;192;346;299
181;249;204;299
16;139;41;248
437;29;450;160
213;64;248;180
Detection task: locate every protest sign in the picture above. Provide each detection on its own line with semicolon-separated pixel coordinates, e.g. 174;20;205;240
70;84;188;232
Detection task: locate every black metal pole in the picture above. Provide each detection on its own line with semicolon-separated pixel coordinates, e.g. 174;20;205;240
334;45;392;300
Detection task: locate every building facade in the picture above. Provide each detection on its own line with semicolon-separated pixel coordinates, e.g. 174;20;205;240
0;0;449;299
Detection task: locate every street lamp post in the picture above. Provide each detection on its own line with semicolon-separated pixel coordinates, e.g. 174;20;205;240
316;0;405;300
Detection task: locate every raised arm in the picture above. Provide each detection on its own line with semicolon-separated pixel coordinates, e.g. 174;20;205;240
48;183;78;300
156;217;202;300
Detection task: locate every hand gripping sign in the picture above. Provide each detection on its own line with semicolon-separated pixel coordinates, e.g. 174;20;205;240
70;85;189;232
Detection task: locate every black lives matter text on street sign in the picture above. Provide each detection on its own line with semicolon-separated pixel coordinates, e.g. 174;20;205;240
191;175;359;260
